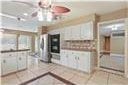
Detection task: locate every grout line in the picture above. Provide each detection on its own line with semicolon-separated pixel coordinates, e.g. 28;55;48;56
107;73;110;85
15;73;22;84
85;71;96;85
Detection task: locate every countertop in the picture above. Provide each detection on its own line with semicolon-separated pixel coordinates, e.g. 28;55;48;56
0;49;30;53
61;48;96;52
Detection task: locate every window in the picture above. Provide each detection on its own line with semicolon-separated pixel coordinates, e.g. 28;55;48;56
18;35;31;49
1;34;17;50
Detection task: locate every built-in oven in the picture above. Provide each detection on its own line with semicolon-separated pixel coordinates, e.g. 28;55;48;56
50;34;60;53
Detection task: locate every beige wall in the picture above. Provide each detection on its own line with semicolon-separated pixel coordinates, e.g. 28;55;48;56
111;36;125;54
99;8;128;22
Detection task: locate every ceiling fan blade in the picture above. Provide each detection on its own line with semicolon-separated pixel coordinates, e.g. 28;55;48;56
52;6;70;14
31;12;38;17
12;1;38;8
0;13;26;21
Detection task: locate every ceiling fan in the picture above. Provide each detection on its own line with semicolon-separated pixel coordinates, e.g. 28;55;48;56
12;0;70;22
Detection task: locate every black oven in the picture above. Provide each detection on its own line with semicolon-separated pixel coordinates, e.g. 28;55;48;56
50;34;60;53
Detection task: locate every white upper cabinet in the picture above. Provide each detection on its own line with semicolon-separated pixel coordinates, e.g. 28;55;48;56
64;21;94;40
64;27;72;40
71;25;81;40
80;21;93;40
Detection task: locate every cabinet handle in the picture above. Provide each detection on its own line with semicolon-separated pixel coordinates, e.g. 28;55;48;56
9;54;12;56
19;57;21;60
78;57;79;60
3;60;6;63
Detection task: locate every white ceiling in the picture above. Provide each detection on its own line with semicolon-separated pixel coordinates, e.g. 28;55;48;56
0;0;127;32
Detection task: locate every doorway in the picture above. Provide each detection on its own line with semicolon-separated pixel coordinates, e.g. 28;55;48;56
98;19;126;74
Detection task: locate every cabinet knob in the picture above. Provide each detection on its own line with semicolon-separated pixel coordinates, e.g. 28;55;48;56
78;57;79;60
19;57;21;60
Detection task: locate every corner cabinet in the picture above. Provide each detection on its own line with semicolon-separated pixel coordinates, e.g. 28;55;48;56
1;51;28;76
64;21;94;40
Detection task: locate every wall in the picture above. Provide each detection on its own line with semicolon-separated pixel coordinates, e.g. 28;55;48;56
99;8;128;22
111;36;125;54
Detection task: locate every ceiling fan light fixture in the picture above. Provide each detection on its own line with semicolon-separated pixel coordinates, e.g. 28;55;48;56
23;13;28;16
38;9;44;21
47;11;53;22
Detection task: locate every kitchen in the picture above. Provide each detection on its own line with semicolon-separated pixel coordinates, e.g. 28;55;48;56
0;0;128;85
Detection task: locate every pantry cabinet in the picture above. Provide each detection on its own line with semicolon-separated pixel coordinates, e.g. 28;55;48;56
60;50;94;73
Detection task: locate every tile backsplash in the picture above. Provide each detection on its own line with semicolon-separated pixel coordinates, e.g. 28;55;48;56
61;40;96;51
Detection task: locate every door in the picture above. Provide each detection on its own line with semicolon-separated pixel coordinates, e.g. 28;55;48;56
64;27;72;40
17;52;27;70
1;53;17;75
68;51;77;69
78;52;90;72
81;22;93;40
72;25;81;40
60;50;68;66
40;34;49;61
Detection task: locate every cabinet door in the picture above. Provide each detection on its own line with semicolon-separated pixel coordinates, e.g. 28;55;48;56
1;53;17;75
60;50;68;66
64;27;72;40
72;25;81;40
78;52;90;72
81;22;93;40
68;51;77;69
17;52;27;70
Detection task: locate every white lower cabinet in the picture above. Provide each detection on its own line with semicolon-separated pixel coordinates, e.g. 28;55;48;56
60;50;94;73
1;54;17;75
1;51;28;76
17;52;27;70
60;50;69;66
68;52;78;69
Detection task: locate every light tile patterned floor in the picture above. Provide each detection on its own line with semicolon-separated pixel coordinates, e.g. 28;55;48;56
1;61;128;85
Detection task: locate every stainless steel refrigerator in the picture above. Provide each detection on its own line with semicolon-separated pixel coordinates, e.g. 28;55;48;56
39;34;51;63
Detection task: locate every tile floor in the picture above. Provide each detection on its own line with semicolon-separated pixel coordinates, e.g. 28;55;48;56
1;58;128;85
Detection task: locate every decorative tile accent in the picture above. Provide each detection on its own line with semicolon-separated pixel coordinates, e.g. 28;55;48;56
61;40;96;51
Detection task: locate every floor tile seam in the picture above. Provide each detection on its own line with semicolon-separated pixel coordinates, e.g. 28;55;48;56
107;73;110;85
84;72;96;85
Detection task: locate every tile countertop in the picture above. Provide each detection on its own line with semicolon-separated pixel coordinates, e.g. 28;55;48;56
0;49;30;53
61;48;96;52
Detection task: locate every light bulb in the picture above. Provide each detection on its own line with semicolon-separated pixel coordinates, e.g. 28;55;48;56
47;12;52;22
